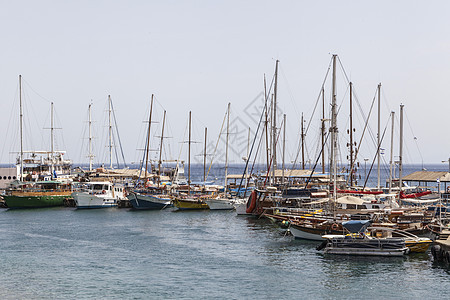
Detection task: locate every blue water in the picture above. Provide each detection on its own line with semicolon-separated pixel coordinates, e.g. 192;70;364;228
1;164;449;299
0;207;449;299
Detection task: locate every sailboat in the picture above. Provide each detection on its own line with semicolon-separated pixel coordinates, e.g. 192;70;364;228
127;95;173;210
204;103;236;210
173;111;210;210
3;76;73;209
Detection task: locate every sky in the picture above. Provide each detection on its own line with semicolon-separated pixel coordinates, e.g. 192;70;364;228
1;1;450;169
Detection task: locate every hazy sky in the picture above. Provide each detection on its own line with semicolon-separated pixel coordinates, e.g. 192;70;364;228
1;1;449;169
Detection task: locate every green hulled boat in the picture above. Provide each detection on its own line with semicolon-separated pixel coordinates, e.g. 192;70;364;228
3;181;72;209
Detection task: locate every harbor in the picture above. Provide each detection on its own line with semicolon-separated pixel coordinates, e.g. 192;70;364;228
2;1;450;298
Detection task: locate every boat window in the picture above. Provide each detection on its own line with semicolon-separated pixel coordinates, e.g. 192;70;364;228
13;176;16;179
8;176;11;180
356;205;365;209
372;205;379;209
2;176;5;179
347;204;356;209
93;185;103;190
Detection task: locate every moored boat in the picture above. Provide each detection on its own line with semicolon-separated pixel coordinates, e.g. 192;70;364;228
127;191;172;210
72;181;125;208
318;220;410;256
173;196;210;210
3;180;72;209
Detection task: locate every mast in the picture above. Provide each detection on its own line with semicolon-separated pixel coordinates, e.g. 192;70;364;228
264;75;270;183
158;110;166;185
19;75;23;180
349;82;354;186
388;111;395;194
301;113;305;169
88;103;93;172
145;95;154;180
203;127;207;185
282;114;286;185
273;59;279;170
321;87;325;174
330;54;338;216
188;111;191;194
377;83;381;189
245;127;250;192
224;103;230;194
399;104;404;194
50;102;54;179
108;95;113;169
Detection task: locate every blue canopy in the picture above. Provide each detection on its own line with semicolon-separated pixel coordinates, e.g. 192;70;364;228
342;220;372;233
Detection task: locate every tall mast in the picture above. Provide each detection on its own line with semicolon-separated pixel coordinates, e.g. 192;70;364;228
399;104;404;194
145;95;154;180
377;83;381;189
264;75;270;183
282;114;286;185
203;127;207;185
224;103;230;194
19;75;23;180
349;82;354;186
388;111;395;194
188;111;191;194
321;87;325;174
50;102;54;179
88;103;93;172
273;59;279;170
108;95;113;169
158;110;166;185
245;127;250;191
301;113;305;169
330;54;338;212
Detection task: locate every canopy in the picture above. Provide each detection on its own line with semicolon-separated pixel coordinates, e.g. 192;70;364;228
342;220;372;233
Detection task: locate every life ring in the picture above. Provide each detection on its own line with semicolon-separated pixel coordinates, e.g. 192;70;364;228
246;190;257;213
447;186;450;193
331;223;339;231
102;190;106;194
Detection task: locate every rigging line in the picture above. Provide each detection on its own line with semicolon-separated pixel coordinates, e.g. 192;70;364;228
304;57;333;135
345;89;378;185
336;55;351;85
404;107;424;167
291;58;333;171
21;78;52;103
110;100;127;168
363;117;390;189
237;86;271;195
205;108;227;181
279;65;300;117
113;132;121;169
263;117;284;187
304;131;331;187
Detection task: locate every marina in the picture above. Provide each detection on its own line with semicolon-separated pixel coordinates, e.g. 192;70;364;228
0;203;449;299
2;2;450;298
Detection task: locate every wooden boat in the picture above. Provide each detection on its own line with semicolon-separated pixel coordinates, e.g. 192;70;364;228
368;226;432;253
173;195;209;210
3;181;72;209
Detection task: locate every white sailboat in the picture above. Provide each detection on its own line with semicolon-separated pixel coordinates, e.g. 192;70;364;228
204;103;236;210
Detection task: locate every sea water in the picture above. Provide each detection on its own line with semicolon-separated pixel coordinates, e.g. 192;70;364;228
0;164;449;299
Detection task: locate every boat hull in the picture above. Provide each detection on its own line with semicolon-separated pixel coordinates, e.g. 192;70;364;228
127;193;172;210
173;198;209;210
3;192;71;209
204;198;235;210
324;247;408;256
72;192;118;209
405;239;432;253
